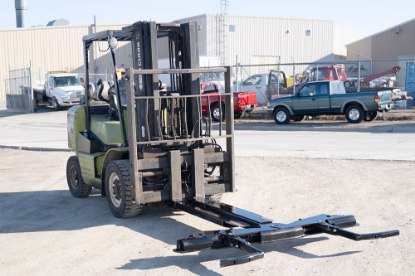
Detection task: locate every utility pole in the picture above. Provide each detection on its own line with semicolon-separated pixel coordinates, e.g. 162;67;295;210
216;0;228;65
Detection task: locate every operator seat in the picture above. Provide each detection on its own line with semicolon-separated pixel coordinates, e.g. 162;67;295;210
97;79;120;120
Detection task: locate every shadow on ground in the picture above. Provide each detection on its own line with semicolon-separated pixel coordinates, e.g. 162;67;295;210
119;237;359;275
0;189;361;274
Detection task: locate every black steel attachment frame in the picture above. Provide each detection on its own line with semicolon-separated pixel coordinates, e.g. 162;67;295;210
171;198;399;267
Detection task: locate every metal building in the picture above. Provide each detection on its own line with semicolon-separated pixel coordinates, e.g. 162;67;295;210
0;24;130;102
346;18;415;91
0;14;362;103
175;14;361;67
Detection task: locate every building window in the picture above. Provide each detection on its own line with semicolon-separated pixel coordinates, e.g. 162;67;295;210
305;29;311;36
229;25;236;32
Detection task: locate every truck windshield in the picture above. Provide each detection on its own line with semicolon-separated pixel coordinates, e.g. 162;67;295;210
54;76;81;87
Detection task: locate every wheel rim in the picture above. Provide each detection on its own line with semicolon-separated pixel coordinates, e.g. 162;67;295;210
276;111;287;122
69;164;79;189
108;172;122;208
349;108;360;121
212;108;221;120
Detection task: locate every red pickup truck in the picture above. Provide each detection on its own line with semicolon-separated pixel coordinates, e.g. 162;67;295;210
200;82;257;121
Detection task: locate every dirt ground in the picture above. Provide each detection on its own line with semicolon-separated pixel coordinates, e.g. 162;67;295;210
0;149;413;275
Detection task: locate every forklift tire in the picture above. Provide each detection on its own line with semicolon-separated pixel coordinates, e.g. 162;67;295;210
105;160;143;218
66;156;92;198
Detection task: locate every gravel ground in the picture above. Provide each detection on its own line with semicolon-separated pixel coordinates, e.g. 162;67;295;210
0;149;413;275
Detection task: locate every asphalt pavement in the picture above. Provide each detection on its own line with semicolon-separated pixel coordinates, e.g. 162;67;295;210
0;106;415;160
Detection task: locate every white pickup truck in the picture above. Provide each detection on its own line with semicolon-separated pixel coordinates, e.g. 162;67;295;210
235;71;291;106
34;73;84;110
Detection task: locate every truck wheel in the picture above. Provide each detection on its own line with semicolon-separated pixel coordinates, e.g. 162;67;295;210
273;107;290;124
345;105;364;123
211;103;225;122
66;156;91;198
234;111;243;119
292;115;305;122
344;81;352;88
52;98;60;111
105;160;142;218
363;111;378;122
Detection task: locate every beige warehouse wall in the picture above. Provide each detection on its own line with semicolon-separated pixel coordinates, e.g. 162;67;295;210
0;26;88;100
0;24;130;102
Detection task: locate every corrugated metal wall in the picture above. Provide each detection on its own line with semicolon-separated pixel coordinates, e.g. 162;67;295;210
347;18;415;87
209;15;336;66
175;14;361;72
0;15;363;101
346;37;372;61
0;24;130;101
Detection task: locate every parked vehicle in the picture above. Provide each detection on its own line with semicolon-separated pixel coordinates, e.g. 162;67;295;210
34;72;84;110
201;82;256;121
269;80;394;124
235;70;292;106
305;64;400;89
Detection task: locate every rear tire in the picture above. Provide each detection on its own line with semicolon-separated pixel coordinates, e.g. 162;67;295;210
66;156;91;198
273;107;290;124
345;105;364;123
211;103;225;122
105;160;142;218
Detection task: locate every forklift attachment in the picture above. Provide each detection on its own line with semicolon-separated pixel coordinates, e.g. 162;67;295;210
172;198;399;267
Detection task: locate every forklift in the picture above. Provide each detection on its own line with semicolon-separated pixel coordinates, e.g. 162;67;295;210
66;21;399;266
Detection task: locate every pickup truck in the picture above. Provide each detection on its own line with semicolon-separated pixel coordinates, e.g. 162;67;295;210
34;73;84;111
201;82;257;121
235;71;292;106
269;80;393;124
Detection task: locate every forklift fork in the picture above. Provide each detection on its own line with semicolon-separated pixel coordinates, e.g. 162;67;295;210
171;198;399;267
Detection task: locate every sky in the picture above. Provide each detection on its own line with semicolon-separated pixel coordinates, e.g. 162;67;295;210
1;0;414;37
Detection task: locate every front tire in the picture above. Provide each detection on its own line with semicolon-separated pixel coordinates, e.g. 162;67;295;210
273;107;290;124
52;97;60;111
105;160;142;218
345;105;364;123
66;156;91;198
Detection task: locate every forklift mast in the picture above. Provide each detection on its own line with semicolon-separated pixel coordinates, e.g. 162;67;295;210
81;21;235;205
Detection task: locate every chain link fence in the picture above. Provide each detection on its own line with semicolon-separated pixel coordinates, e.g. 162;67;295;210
231;59;415;108
5;67;34;112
